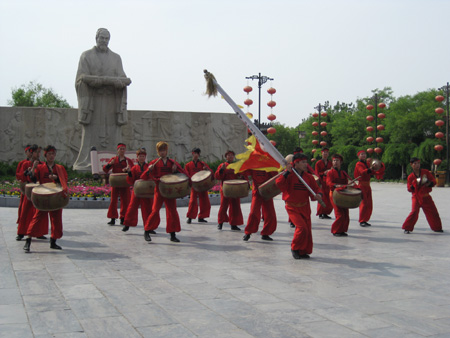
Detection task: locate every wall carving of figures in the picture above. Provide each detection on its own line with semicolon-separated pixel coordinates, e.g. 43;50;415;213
0;107;247;168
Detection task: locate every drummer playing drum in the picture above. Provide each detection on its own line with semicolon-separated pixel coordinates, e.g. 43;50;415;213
326;154;352;237
184;148;212;224
103;143;134;226
23;145;68;252
141;141;187;243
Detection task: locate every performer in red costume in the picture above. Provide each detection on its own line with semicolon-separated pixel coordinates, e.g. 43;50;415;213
23;145;68;252
185;148;212;224
294;147;315;174
15;144;32;232
142;141;187;243
326;154;352;237
103;143;134;226
16;145;43;241
402;157;443;234
215;150;245;231
242;169;278;241
315;148;333;219
276;153;322;259
122;148;153;232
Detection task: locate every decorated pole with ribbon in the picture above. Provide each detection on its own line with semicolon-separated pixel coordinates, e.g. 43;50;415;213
204;70;324;206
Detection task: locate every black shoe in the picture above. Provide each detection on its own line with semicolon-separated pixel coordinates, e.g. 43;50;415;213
434;229;444;233
231;226;241;231
319;214;324;219
37;236;47;240
291;249;301;259
122;226;129;232
149;230;156;234
322;214;332;219
187;218;192;224
23;238;31;252
360;222;371;227
144;231;152;242
107;218;116;225
290;222;295;228
16;234;24;241
217;223;223;230
198;218;207;223
170;232;180;243
261;235;273;241
50;238;62;250
243;234;251;241
333;232;347;237
299;254;310;259
404;230;411;234
120;218;125;225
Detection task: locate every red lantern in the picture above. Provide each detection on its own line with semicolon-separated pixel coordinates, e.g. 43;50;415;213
435;120;445;127
436;132;444;139
366;126;374;132
312;131;319;136
321;112;327;117
320;141;327;147
435;144;444;152
376;137;384;143
246;112;253;119
312;140;319;145
366;136;374;143
312;149;317;153
320;121;327;127
377;124;385;131
267;113;276;121
270;140;276;146
267;87;276;95
434;158;442;166
311;158;316;163
366;115;374;122
320;131;328;136
374;147;383;154
243;86;253;93
267;127;276;134
378;113;386;119
436;95;445;102
267;100;276;108
366;104;374;111
244;98;253;106
435;107;444;114
378;103;386;109
367;148;374;154
312;112;319;118
312;122;319;127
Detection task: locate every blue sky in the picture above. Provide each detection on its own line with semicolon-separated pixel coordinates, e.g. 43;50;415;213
1;0;449;127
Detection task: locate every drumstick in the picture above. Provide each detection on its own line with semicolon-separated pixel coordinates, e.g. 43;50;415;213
204;69;324;207
348;176;361;185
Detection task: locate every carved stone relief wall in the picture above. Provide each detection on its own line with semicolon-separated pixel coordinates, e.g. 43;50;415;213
0;107;247;167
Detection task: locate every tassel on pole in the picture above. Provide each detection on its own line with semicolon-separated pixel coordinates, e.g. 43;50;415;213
203;69;218;97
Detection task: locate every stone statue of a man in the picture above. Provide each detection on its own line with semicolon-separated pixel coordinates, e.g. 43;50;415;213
73;28;131;170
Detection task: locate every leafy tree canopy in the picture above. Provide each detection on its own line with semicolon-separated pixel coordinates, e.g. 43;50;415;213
8;81;72;108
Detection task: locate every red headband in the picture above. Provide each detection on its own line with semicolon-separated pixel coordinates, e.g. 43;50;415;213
25;146;31;152
117;144;126;150
293;158;304;164
44;150;55;156
357;150;366;157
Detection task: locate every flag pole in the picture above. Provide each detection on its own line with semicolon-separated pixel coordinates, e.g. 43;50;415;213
203;70;325;206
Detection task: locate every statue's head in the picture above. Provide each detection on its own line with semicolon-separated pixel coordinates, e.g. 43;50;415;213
96;28;110;52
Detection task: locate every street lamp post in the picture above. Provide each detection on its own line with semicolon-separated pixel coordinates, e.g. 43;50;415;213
297;130;306;147
246;73;274;129
438;82;450;184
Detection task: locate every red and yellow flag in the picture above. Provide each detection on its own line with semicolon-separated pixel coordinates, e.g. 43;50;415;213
227;135;282;173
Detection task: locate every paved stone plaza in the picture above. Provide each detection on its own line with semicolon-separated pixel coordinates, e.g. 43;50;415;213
1;182;449;337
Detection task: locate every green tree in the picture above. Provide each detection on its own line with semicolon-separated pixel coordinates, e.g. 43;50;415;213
8;81;72;108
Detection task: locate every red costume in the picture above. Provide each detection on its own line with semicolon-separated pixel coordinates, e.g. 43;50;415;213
184;160;212;220
142;158;187;233
315;158;333;216
27;163;68;239
327;168;351;234
276;170;321;255
215;162;244;226
103;156;134;220
354;160;373;223
402;169;442;232
244;170;278;236
123;163;153;227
